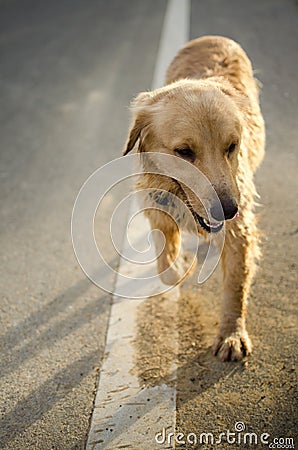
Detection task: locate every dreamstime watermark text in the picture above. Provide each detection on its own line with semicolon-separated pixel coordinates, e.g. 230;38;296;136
155;422;295;448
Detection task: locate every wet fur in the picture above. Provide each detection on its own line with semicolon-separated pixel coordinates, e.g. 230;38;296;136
123;36;265;361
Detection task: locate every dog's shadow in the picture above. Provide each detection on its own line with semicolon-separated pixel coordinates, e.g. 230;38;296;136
135;282;243;397
85;286;244;450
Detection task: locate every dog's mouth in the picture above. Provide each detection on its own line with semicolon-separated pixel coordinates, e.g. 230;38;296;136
191;210;224;233
173;179;224;233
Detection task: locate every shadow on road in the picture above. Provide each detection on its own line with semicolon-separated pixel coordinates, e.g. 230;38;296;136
1;277;110;447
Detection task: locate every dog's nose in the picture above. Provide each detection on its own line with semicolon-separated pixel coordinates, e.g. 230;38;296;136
210;198;238;221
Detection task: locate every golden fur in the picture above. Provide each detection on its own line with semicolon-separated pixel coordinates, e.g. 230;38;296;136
123;36;265;361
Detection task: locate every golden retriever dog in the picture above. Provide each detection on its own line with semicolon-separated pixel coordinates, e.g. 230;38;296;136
122;36;265;361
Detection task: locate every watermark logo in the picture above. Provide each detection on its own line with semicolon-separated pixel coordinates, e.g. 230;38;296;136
234;420;246;432
71;153;226;298
155;422;294;447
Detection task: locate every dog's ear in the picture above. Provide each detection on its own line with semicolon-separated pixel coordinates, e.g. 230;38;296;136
123;92;153;155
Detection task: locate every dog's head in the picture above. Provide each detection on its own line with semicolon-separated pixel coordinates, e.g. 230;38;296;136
123;79;248;233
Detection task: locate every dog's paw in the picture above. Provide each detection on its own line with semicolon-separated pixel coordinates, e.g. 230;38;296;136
212;331;252;362
159;252;197;286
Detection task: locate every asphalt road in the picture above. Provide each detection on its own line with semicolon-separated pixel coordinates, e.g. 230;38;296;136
1;0;297;449
0;1;166;448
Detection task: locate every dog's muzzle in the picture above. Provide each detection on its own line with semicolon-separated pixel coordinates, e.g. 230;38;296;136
173;180;226;233
192;211;224;233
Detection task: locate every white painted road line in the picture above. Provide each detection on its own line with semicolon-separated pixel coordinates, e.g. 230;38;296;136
86;1;190;449
151;0;190;89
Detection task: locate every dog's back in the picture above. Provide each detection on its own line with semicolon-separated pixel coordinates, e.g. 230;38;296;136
166;36;255;95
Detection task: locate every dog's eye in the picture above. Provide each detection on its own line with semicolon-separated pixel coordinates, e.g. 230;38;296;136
226;142;237;156
174;148;195;162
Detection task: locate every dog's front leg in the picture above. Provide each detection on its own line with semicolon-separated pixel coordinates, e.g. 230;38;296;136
145;209;196;286
213;221;258;361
